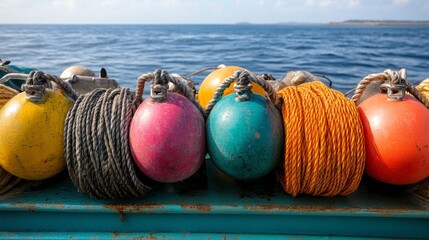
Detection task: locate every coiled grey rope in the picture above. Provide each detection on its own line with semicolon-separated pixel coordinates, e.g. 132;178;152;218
205;70;278;114
0;168;43;196
65;88;152;199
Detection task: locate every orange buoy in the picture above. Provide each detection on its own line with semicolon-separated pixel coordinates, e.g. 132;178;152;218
358;93;429;185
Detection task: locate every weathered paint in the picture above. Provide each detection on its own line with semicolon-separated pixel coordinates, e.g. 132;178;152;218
0;161;428;238
129;93;206;183
0;90;73;180
0;232;398;240
207;93;284;180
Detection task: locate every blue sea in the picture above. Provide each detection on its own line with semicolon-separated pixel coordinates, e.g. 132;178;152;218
1;24;428;93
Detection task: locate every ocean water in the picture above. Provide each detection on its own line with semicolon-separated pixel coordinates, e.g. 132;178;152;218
1;24;428;93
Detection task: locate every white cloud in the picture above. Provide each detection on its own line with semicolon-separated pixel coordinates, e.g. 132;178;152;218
160;0;179;7
52;0;76;11
102;0;118;7
306;0;335;7
394;0;410;5
306;0;360;8
275;0;285;7
348;0;360;8
258;0;266;6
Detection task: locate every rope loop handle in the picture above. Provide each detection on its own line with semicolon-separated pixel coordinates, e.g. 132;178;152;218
352;68;429;108
234;71;253;102
135;69;207;118
21;70;78;103
151;69;169;102
205;69;279;114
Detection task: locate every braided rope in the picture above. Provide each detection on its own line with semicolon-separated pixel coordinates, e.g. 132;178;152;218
16;71;77;104
351;69;397;103
277;81;365;197
205;70;278;114
416;79;429;102
0;84;34;195
247;71;278;105
135;72;154;104
205;71;240;114
166;73;207;118
65;88;153;199
0;84;18;108
44;74;78;101
135;69;206;117
352;68;429;108
407;82;429;108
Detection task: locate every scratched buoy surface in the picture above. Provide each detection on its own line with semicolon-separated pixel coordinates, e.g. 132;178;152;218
0;90;73;180
129;93;206;183
207;93;284;181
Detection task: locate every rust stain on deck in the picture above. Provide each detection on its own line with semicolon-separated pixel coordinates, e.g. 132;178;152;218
9;202;36;212
9;202;66;212
242;204;409;217
180;204;212;212
104;203;165;223
133;236;158;240
104;203;164;213
242;204;359;213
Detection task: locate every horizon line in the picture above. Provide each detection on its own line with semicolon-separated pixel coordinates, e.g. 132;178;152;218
1;20;429;25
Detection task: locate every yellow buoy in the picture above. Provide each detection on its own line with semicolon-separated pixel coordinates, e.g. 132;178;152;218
0;72;74;180
198;66;265;109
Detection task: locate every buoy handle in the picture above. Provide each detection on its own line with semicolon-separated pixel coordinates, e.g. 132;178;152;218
234;71;253;102
352;69;429;108
22;71;78;103
135;69;207;118
205;70;278;114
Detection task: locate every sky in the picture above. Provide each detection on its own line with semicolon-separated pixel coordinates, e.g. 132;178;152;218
1;0;429;24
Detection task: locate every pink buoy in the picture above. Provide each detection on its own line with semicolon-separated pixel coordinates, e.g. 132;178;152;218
129;70;206;183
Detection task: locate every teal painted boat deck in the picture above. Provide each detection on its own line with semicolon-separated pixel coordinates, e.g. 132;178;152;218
0;160;428;239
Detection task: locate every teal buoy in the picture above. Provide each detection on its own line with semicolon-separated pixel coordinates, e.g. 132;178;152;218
206;70;284;181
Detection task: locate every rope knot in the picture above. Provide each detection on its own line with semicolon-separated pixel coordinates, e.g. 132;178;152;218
380;69;407;101
21;71;50;103
234;71;253;102
150;69;169;101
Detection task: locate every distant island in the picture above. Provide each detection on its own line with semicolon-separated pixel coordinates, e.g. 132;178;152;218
327;20;429;26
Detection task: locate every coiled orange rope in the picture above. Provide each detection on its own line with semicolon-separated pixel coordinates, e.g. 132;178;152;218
277;81;365;197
